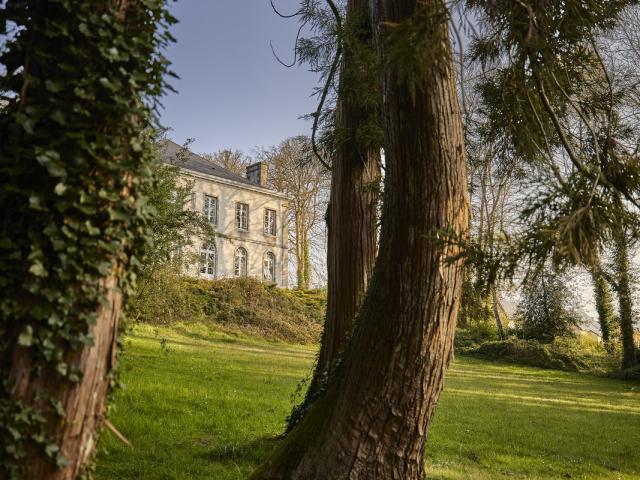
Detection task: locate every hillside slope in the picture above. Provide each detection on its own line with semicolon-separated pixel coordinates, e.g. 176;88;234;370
132;275;326;344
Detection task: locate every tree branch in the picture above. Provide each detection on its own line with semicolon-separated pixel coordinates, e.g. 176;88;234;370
310;0;342;171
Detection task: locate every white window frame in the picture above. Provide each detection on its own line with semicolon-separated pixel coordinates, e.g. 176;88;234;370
200;244;217;278
203;194;218;226
264;208;277;236
236;202;249;231
234;247;248;277
263;251;276;282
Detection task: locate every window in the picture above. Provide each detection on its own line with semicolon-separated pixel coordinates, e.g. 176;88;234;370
234;247;248;277
264;208;277;236
190;192;196;211
199;244;217;277
203;195;218;225
236;202;249;230
263;252;276;282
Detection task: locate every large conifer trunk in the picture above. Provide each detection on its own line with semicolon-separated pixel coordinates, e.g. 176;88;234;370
253;0;468;477
315;0;381;379
8;275;122;479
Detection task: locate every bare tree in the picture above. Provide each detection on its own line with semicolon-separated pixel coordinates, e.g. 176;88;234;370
259;136;330;290
200;148;251;176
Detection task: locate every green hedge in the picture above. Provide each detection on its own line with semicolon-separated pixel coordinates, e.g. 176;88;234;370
462;338;619;375
131;270;325;344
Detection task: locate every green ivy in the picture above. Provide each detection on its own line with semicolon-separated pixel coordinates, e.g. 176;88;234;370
0;0;175;477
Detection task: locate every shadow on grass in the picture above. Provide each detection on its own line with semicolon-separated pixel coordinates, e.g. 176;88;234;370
199;435;280;466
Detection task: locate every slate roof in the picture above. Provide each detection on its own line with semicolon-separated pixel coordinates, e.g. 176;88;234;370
159;139;258;187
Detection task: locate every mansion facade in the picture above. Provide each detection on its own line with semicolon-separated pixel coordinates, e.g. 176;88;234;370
161;140;289;287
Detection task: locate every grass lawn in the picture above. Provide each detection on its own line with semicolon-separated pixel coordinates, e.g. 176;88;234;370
95;324;640;479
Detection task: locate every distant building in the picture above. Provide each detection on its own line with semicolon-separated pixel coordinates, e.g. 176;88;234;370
161;140;289;287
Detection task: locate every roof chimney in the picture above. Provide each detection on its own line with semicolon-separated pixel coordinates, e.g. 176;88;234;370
246;162;268;187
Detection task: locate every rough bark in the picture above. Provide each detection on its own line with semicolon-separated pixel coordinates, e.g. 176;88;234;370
315;0;381;382
252;0;468;477
8;274;122;479
614;230;637;369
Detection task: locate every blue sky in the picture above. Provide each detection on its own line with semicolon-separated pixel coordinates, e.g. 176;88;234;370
159;1;319;156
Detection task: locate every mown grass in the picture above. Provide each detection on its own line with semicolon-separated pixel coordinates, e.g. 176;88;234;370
96;324;640;479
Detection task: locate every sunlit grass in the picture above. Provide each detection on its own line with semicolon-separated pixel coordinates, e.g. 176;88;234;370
95;324;640;479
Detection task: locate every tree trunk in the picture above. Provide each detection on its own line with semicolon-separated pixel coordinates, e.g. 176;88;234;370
295;213;305;289
492;286;506;340
7;274;122;479
590;250;614;350
315;0;381;383
302;229;311;290
1;1;141;477
614;230;637;369
252;0;468;477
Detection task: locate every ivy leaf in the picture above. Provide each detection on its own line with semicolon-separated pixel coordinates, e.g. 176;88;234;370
45;80;63;93
17;326;34;347
54;183;67;195
15;112;35;134
29;261;48;278
36;150;66;178
7;426;21;441
44;443;59;458
56;453;70;468
55;363;68;377
50;398;66;417
99;77;118;91
50;111;67;125
130;138;143;152
29;194;46;211
78;22;90;36
85;221;100;236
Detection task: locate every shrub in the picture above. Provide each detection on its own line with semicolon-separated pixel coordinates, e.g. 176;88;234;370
458;275;493;329
514;269;581;343
463;337;619;375
130;269;206;324
455;319;499;349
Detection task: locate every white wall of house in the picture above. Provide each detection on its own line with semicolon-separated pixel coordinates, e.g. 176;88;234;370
181;169;289;287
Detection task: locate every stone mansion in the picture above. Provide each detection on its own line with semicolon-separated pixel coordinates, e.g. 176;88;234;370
161;140;289;287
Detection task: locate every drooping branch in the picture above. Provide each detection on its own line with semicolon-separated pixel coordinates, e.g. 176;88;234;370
270;21;308;68
310;0;343;171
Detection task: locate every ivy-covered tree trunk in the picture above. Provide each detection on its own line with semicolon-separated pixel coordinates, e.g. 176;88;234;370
294;213;311;290
252;0;468;477
613;230;637;369
315;0;381;383
591;250;615;349
8;276;123;479
0;1;172;478
302;229;311;290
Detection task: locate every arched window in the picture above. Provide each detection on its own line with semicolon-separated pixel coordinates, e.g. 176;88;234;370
263;252;276;282
234;247;248;277
200;244;216;277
